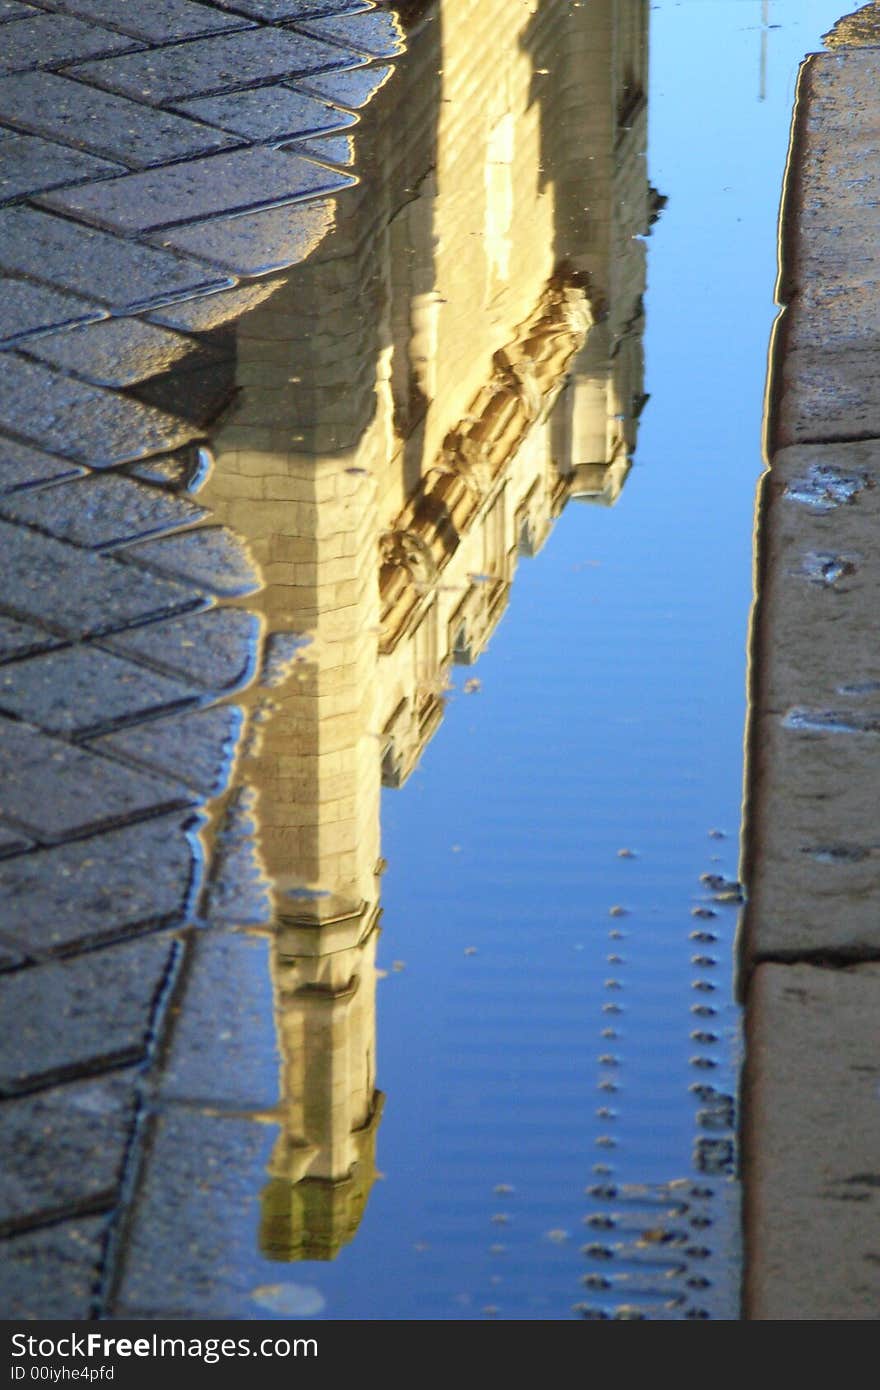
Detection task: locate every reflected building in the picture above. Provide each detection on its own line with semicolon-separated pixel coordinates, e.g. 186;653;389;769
199;0;654;1261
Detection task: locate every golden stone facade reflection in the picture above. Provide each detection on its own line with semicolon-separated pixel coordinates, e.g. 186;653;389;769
200;0;654;1261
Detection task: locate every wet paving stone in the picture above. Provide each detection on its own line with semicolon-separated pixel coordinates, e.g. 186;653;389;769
146;277;286;332
0;814;198;954
127;444;214;493
0;716;193;842
0;1215;108;1318
0;2;40;18
93;704;243;797
0;12;139;73
111;1107;278;1319
0;518;204;640
0;614;62;663
211;0;373;18
0;71;242;168
0;645;199;736
0;824;33;856
40;145;355;234
0;276;104;346
297;60;391;107
21;316;222;389
156;198;335;277
174;81;355;140
103;606;261;692
0;472;206;547
0;355;199;466
292;130;354;166
203;786;272;925
0;132;124;202
120;525;262;597
66;26;365;106
294;9;404;58
159;929;279;1109
0;933;176;1094
31;0;253;41
0;1071;137;1231
0;436;85;493
0;206;230;314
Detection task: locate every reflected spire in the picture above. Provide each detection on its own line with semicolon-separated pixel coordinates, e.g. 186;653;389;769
197;0;655;1263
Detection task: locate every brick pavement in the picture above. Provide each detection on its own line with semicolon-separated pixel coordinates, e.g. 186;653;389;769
0;0;402;1317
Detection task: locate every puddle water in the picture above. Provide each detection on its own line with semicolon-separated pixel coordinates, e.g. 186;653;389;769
0;0;857;1322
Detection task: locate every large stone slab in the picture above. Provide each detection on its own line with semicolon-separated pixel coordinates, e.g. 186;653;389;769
771;50;880;451
0;933;177;1094
744;441;880;964
0;814;197;955
744;962;880;1320
0;70;241;167
39;145;353;233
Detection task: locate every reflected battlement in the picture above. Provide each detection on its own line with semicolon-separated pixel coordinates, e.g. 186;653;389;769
195;0;655;1263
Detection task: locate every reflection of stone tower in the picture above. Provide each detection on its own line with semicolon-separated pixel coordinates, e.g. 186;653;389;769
202;0;652;1262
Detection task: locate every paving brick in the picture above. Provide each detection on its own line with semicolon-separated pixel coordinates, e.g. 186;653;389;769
203;786;272;924
0;355;199;466
0;471;206;547
0;614;62;662
0;276;104;345
126;443;214;493
298;60;391;108
0;12;138;73
21;316;220;390
0;814;197;953
93;704;243;796
0;2;40;18
0;435;85;492
0;206;230;314
294;9;403;58
66;27;365;105
744;963;880;1320
31;0;252;41
111;1108;278;1318
146;277;285;331
0;1216;108;1319
0;518;204;641
0;645;199;736
103;606;261;692
156;198;335;277
0;71;241;167
185;0;371;22
174;81;354;140
0;824;33;855
0;1071;137;1230
39;146;354;233
0;933;176;1093
292;130;354;165
159;929;279;1108
120;525;262;597
0;132;124;202
0;716;193;840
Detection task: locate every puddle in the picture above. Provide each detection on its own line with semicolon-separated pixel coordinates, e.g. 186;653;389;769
0;0;859;1324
